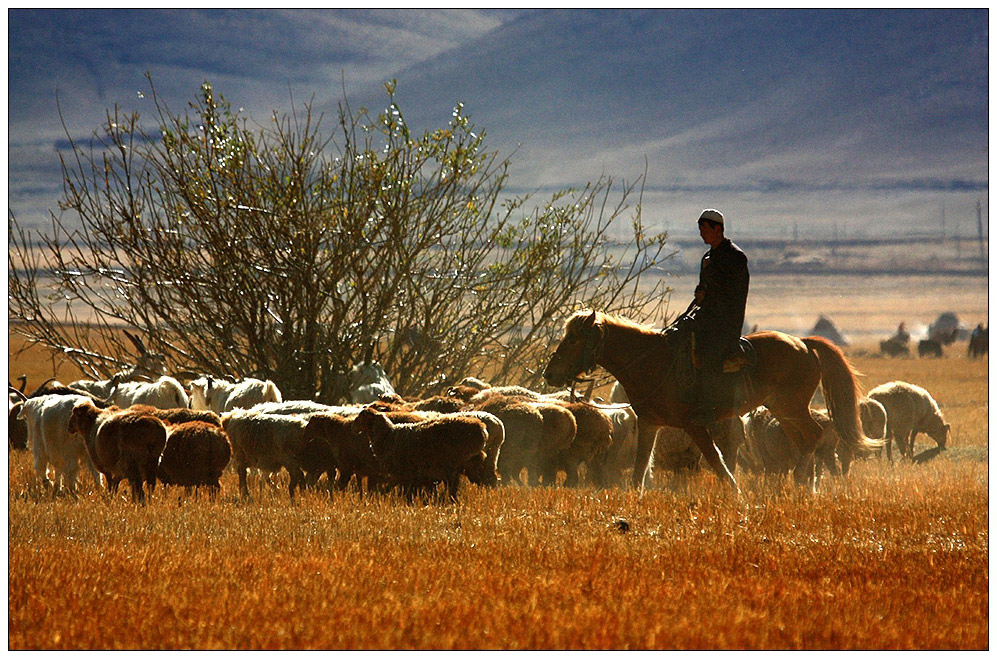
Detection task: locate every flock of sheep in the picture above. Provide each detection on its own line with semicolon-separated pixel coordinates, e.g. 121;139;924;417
8;334;953;503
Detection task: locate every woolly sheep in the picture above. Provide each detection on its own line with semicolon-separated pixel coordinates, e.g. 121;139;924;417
301;413;381;493
18;393;101;494
867;381;949;460
67;400;168;503
157;421;232;496
466;395;544;486
587;405;638;488
189;376;282;413
348;361;397;404
220;410;311;499
738;407;840;480
352;407;487;502
107;376;190;410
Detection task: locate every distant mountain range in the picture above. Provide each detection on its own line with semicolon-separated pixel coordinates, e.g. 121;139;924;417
8;9;988;241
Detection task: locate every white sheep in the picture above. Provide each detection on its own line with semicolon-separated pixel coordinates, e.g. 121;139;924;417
867;381;950;460
588;405;638;488
17;394;101;494
189;376;283;413
348;361;397;404
248;400;359;417
220;410;312;499
107;376;189;409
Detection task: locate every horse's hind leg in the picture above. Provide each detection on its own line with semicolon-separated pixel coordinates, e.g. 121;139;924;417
683;425;738;491
631;420;659;491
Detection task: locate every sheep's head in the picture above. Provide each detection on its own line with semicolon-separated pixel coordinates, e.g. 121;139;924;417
928;422;950;449
124;330;167;378
189;377;210;410
67;400;99;437
353;408;392;457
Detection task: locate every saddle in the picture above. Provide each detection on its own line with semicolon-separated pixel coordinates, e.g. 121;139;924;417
722;337;756;373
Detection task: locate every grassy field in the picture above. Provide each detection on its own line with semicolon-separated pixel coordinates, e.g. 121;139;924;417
6;273;989;650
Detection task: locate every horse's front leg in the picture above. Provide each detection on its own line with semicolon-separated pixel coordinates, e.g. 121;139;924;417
684;425;738;491
631;419;660;491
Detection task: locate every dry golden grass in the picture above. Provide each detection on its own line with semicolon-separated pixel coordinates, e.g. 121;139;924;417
6;272;989;649
7;453;988;650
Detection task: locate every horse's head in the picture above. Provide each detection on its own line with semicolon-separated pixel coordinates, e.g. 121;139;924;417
543;310;605;388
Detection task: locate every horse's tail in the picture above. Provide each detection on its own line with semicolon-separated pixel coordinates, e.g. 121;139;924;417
802;337;884;458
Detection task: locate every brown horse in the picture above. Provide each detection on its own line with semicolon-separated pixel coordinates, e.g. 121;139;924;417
542;310;880;491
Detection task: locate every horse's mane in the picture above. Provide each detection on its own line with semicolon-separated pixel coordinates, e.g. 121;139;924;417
566;309;659;338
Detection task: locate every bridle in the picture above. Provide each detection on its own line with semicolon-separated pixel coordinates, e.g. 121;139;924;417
561;319;681;411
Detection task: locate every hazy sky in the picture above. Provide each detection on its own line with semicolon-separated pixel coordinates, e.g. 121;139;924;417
7;9;988;241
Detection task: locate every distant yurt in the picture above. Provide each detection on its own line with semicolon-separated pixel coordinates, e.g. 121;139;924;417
809;315;849;346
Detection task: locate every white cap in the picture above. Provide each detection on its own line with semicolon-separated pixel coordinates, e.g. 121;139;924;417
698;209;724;225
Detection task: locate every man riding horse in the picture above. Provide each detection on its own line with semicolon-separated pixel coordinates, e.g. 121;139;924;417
677;209;749;426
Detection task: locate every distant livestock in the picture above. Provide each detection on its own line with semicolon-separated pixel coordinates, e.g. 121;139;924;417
189;376;282;413
968;324;988;358
928;312;964;344
879;337;910;357
353;407;488;502
68;400;168;504
917;338;943;358
867;381;949;461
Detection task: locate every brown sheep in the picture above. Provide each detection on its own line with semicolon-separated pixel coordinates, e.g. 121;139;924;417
9;400;28;450
157;421;232;497
129;404;223;427
466;396;544;486
68;399;167;504
302;413;382;493
353;407;488;502
376;409;504;487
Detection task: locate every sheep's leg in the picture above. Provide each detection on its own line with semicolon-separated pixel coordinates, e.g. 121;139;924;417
237;464;250;498
563;458;582;488
335;467;353;491
126;463;145;504
445;474;461;503
33;448;51;489
287;466;305;501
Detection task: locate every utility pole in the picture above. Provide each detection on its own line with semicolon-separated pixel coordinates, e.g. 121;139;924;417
941;201;946;240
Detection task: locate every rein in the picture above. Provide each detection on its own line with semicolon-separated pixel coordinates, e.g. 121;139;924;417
566;321;682;411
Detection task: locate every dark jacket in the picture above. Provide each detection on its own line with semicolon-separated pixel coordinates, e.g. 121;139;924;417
691;237;749;350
